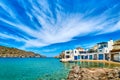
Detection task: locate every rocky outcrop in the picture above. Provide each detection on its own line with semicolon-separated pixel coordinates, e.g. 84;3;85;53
0;46;46;58
67;66;120;80
54;52;65;58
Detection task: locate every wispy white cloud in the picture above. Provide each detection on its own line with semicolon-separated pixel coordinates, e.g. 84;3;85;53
0;0;120;49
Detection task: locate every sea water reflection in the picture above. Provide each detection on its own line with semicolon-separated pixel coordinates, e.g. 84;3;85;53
62;61;120;69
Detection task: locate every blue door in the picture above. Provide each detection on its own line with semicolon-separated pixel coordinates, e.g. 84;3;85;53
89;55;92;60
81;56;84;59
99;54;104;60
74;56;77;60
85;56;88;59
78;55;80;60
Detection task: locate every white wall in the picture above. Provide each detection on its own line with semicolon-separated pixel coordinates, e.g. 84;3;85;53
113;54;119;61
108;40;113;52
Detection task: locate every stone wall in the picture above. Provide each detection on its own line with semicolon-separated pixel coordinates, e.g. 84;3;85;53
67;66;120;80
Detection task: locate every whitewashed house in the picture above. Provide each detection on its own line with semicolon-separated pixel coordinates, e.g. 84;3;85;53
60;40;114;62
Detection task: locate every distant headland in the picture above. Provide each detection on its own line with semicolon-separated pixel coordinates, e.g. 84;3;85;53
0;46;46;58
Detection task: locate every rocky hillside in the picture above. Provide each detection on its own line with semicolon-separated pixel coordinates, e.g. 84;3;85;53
54;51;65;58
0;46;46;58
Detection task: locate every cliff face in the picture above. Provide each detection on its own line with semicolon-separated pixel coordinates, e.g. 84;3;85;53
0;46;45;58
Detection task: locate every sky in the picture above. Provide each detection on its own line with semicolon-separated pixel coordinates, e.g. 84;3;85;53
0;0;120;57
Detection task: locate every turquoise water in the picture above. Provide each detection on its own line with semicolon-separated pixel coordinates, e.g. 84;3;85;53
0;58;69;80
0;58;120;80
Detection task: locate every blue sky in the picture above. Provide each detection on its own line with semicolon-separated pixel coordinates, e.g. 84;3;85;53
0;0;120;57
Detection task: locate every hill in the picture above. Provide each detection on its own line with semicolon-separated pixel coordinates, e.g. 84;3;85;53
0;46;46;58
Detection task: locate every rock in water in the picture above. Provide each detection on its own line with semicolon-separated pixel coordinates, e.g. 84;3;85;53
67;66;120;80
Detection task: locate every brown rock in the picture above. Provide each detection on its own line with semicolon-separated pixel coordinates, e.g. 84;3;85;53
67;66;120;80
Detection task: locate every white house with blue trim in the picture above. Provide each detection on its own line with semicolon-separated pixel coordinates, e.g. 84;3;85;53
60;40;113;62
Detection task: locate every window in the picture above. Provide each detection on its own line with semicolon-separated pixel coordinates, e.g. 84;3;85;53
66;55;70;58
99;49;102;52
66;52;70;54
75;51;76;53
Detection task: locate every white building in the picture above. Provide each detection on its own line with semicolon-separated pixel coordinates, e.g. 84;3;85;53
60;40;113;62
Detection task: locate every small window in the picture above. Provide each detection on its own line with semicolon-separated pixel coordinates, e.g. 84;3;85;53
66;52;70;54
99;50;102;52
66;55;70;58
75;51;76;53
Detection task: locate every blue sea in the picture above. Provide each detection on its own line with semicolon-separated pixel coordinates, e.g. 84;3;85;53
0;58;120;80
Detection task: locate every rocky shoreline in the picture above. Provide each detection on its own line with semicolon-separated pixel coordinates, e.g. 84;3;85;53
67;66;120;80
